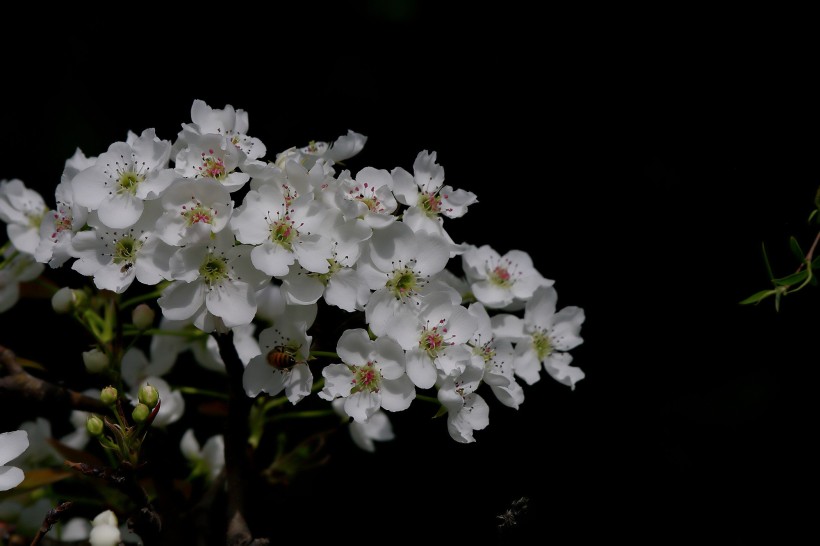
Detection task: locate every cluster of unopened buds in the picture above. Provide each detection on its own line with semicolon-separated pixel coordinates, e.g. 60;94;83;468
0;98;586;478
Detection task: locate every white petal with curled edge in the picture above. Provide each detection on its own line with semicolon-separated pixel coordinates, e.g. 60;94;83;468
319;364;354;401
544;353;585;390
179;429;201;460
243;357;284;397
336;328;371;367
284;363;313;404
447;393;489;444
513;346;542;386
0;430;29;464
0;467;24;491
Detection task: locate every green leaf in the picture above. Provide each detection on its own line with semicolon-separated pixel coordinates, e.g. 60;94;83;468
762;242;774;280
739;289;777;305
432;404;448;419
772;270;809;286
809;209;818;224
813;255;820;269
789;236;805;262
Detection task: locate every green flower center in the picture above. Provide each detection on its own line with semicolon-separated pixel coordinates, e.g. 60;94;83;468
387;267;417;299
532;330;552;361
118;171;145;195
350;362;381;394
199;255;228;285
113;236;141;270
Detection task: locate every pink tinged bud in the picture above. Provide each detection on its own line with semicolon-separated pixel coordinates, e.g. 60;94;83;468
100;386;118;405
132;403;151;423
83;348;109;373
86;415;104;436
138;384;159;408
131;304;155;330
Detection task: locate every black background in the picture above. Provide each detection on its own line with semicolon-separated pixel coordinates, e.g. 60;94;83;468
1;4;817;544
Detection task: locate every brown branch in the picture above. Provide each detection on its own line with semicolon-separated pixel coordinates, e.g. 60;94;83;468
215;331;270;546
0;345;108;413
29;501;73;546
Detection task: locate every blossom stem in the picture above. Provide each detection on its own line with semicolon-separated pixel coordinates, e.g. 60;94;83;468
121;327;209;339
267;409;336;423
119;285;168;309
309;350;338;359
176;386;229;400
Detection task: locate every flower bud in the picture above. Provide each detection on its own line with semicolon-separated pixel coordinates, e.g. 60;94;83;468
51;287;85;313
82;348;109;374
100;386;118;405
132;403;151;423
131;303;155;330
86;415;104;436
138;384;159;408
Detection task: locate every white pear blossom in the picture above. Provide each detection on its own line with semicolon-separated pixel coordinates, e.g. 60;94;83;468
319;328;415;423
0;247;44;313
492;286;585;388
89;510;121;546
437;357;490;443
176;99;266;164
393;291;477;388
71;205;174;293
154;178;233;247
180;428;225;483
331;399;394;452
174;133;250;192
0;179;47;255
71;128;177;229
466;302;524;409
335;167;398;229
0;429;29;491
158;231;270;332
243;321;313;404
35;178;88;267
392;150;476;256
295;130;367;169
279;212;372;311
358;221;454;342
231;182;333;277
462;244;554;309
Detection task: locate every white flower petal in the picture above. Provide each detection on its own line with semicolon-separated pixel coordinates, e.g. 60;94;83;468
379;375;415;412
0;430;29;464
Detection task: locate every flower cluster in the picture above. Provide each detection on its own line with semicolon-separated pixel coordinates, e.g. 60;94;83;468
0;99;586;448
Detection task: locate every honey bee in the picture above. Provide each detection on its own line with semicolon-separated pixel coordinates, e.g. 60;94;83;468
266;346;296;369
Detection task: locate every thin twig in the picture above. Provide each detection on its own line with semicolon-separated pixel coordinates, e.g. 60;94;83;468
0;345;108;413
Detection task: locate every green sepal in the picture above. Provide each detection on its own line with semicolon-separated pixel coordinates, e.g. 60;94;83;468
739;289;777;305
